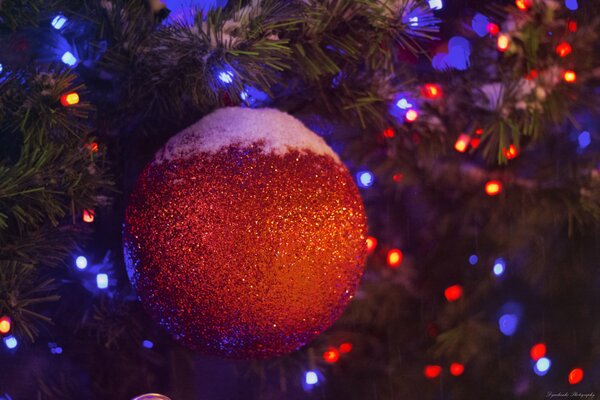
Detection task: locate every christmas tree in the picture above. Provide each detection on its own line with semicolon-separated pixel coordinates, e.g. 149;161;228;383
1;0;599;399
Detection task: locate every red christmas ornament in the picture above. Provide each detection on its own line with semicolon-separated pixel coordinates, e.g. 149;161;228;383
123;108;367;359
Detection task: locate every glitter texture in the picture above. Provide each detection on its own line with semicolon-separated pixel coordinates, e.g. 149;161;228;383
123;109;367;359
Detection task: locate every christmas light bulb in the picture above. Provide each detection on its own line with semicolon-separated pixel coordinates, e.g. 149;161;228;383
485;180;503;196
323;348;340;363
497;35;510;52
503;144;519;159
0;316;11;334
383;127;395;138
387;249;403;268
444;285;463;302
424;365;442;378
515;0;532;11
60;92;79;106
568;368;584;385
422;83;443;99
563;70;576;83
454;134;470;153
556;42;572;58
405;109;419;122
82;209;95;223
530;343;547;361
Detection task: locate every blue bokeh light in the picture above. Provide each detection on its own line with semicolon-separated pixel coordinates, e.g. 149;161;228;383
75;256;88;270
428;0;443;10
218;70;234;84
565;0;578;11
578;131;591;149
432;36;471;71
0;64;4;74
356;171;374;188
96;273;108;289
305;371;319;385
4;335;17;349
51;15;68;29
493;258;506;276
61;51;78;66
471;13;490;37
498;314;519;336
534;357;552;376
142;340;154;349
469;254;478;265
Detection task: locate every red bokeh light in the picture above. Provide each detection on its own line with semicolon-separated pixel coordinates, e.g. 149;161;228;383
444;285;463;302
387;249;403;268
422;83;443;99
563;70;576;83
383;127;395;138
487;23;500;36
497;34;510;52
323;348;340;363
503;144;519;160
82;209;95;223
450;363;465;376
485;180;503;196
556;42;572;58
568;368;584;385
339;342;353;353
424;365;442;379
454;134;470;153
530;343;547;361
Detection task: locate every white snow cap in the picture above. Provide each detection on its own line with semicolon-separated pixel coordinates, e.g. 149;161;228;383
154;107;340;164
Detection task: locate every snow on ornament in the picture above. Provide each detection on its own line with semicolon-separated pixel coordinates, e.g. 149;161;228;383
123;107;367;359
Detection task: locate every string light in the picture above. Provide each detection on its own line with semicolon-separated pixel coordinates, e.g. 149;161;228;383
366;236;378;255
449;363;465;376
567;21;577;32
396;98;413;110
526;69;538;80
515;0;532;11
493;258;506;276
0;316;11;334
387;249;403;268
356;171;374;188
444;285;463;302
218;71;234;84
485;180;503;196
530;343;547;361
61;51;78;66
556;42;572;58
469;254;478;265
96;273;109;289
3;335;17;349
87;142;99;153
487;23;500;36
534;357;551;376
563;70;576;83
475;128;484;135
82;209;95;223
305;371;319;385
578;131;591;149
323;347;340;363
422;83;443;99
60;92;79;106
498;314;519;336
393;173;404;183
497;34;510;52
339;342;352;353
424;365;442;378
470;138;481;149
454;134;470;153
75;255;88;270
565;0;578;11
51;15;68;29
428;0;443;10
503;144;519;160
568;368;584;385
383;127;395;138
405;109;419;122
142;340;154;349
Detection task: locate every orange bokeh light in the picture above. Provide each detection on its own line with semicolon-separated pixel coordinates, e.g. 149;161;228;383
515;0;531;11
387;249;403;268
0;316;11;334
82;209;95;223
60;92;80;106
485;180;503;196
405;109;419;122
563;70;576;83
422;83;443;99
366;236;378;255
445;285;463;302
454;134;470;153
503;144;519;160
497;35;510;52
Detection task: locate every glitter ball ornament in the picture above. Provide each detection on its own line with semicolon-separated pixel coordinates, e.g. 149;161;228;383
124;107;367;359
